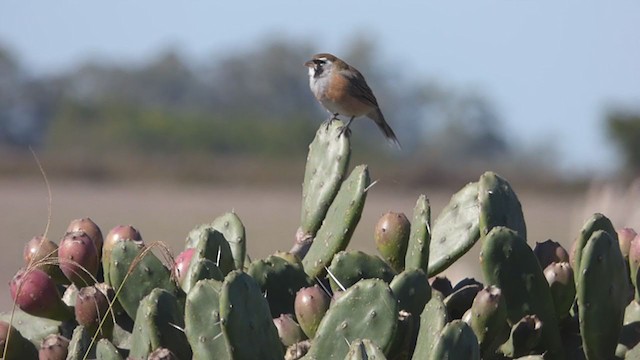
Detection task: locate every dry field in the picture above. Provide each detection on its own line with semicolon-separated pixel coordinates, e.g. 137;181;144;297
0;177;627;312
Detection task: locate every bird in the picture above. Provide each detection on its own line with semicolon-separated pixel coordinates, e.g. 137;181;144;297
304;53;401;148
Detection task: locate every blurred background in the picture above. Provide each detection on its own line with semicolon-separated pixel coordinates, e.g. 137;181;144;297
0;2;639;308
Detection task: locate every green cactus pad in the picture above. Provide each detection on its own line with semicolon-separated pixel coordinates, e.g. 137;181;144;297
327;250;396;292
96;338;124;360
0;321;38;360
108;241;178;320
499;315;543;358
480;226;564;359
572;213;617;287
219;271;284;360
344;338;388;360
185;279;231;360
405;195;431;273
210;212;247;271
248;255;312;317
0;309;62;347
428;320;480;360
412;293;448;359
478;171;527;239
302;165;370;279
577;229;628;360
428;181;481;276
444;281;483;320
129;288;191;360
307;279;398;359
67;325;92;360
189;227;235;275
389;268;431;316
180;257;223;294
299;120;351;239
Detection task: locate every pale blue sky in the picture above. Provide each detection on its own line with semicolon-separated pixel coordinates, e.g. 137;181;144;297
1;2;639;176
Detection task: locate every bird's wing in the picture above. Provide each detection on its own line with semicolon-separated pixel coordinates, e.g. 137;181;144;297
343;67;379;108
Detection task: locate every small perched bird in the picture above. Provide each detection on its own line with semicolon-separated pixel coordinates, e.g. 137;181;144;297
304;53;401;148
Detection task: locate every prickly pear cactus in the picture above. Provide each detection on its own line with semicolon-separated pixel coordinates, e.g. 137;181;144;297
248;254;312;317
478;171;527;240
302;165;370;279
180;257;223;294
428;181;481;276
480;226;564;359
184;279;231;360
188;227;235;275
344;338;388;360
219;271;284;360
299;119;351;241
295;285;331;339
0;320;38;360
66;325;92;360
326;250;395;292
108;240;178;319
571;213;617;287
210;212;247;270
412;293;448;359
306;279;398;359
129;288;191;360
577;229;628;360
389;268;431;317
499;315;543;358
465;286;509;359
428;320;480;360
404;195;431;273
96;338;123;360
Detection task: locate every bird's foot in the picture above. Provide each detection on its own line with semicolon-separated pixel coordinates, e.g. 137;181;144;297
323;114;340;130
337;125;352;139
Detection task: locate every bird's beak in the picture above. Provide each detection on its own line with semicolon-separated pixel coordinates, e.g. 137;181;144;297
304;60;314;67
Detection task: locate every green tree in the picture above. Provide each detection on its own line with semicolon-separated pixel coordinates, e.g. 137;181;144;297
607;109;640;175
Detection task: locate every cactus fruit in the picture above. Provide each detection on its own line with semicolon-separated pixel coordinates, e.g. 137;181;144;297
444;278;483;320
102;225;142;286
389;268;431;317
326;250;395;292
184;278;231;360
219;271;284;359
428;181;481;276
147;348;178;360
95;338;123;360
248;255;312;317
297;119;351;247
344;338;387;360
108;240;178;320
480;226;564;359
618;228;637;261
302;165;370;279
428;320;480;360
129;288;191;360
577;229;628;360
58;231;100;286
23;236;68;285
630;236;640;301
375;211;410;273
571;213;617;287
172;248;195;286
306;279;398;359
499;315;543;358
39;334;70;360
294;284;331;339
9;267;73;321
478;171;527;240
74;285;113;340
274;314;306;347
533;239;570;270
405;195;431;274
66;217;104;261
465;286;509;359
0;320;38;360
543;262;575;320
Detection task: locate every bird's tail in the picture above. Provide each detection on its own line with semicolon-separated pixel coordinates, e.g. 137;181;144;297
369;108;401;149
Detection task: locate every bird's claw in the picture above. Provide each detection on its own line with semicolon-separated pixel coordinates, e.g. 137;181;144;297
337;125;351;139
